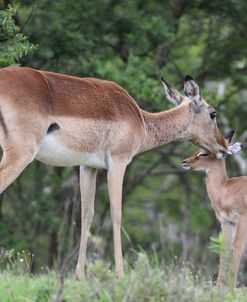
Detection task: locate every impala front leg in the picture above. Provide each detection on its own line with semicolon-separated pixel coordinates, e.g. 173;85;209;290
231;215;247;287
217;222;234;287
107;159;127;278
76;166;97;280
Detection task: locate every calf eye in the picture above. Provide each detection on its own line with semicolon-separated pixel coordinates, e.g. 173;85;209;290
210;111;217;119
199;153;208;157
197;151;209;157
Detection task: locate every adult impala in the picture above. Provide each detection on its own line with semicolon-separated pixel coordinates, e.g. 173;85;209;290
182;131;244;287
0;67;227;279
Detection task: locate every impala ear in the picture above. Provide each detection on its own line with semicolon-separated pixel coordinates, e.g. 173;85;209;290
226;129;241;155
225;130;235;144
161;76;183;106
184;75;203;111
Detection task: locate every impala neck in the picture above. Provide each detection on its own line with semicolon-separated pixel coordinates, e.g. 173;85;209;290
139;103;191;153
205;160;228;198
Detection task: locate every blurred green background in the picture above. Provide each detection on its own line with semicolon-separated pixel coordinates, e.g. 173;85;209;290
0;0;247;281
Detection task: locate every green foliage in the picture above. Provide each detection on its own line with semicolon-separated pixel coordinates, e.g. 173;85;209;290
0;0;247;284
0;253;247;302
0;5;35;67
1;249;33;274
209;233;226;255
209;233;236;287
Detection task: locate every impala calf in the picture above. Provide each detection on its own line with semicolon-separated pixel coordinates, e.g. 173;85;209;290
0;67;228;279
182;131;245;287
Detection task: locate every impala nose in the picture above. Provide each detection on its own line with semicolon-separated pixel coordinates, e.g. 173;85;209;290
182;159;191;170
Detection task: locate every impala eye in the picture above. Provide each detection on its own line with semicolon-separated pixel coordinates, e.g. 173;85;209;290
210;111;217;119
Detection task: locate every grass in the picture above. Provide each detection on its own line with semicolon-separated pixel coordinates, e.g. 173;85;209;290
0;252;247;302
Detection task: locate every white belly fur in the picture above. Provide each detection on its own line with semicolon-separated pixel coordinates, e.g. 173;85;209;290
35;134;107;168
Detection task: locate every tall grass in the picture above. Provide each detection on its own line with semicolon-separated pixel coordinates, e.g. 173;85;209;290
0;252;246;302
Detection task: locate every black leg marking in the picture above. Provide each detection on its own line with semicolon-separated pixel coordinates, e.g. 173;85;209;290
47;123;60;134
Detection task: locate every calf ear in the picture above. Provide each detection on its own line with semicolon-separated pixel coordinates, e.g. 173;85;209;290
225;130;235;144
161;77;183;106
184;75;203;111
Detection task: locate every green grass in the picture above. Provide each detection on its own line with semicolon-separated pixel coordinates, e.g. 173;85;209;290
0;253;247;302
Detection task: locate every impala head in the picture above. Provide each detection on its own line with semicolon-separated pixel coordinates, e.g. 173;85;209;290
182;130;236;171
161;75;227;159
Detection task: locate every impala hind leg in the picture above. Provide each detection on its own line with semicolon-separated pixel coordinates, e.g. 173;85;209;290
0;141;42;193
76;166;97;279
107;159;126;278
